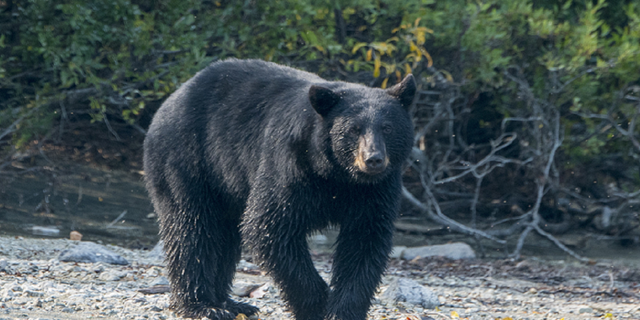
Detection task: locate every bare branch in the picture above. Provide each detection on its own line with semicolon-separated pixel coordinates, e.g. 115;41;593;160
533;223;591;262
402;186;507;244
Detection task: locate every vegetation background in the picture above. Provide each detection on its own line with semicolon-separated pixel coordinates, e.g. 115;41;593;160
1;0;639;259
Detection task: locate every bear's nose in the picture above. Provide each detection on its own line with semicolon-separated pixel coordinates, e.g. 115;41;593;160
364;151;385;171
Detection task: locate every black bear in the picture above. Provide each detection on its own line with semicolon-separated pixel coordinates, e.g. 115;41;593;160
144;59;415;320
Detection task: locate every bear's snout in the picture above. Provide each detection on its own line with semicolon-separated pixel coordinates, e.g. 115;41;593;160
364;150;384;171
355;132;389;175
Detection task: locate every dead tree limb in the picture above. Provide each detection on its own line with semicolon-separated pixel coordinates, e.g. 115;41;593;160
402;186;506;244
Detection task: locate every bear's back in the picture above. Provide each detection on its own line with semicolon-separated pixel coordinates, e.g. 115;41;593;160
145;59;330;202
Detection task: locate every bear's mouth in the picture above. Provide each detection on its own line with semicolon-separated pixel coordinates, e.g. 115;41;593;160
358;164;386;175
351;165;390;183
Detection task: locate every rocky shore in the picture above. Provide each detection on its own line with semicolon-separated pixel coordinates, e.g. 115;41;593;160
1;236;638;320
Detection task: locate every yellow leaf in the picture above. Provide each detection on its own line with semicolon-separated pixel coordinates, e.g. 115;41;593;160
234;314;248;320
366;49;372;62
392;27;400;33
603;313;614;319
451;311;459;318
352;42;368;54
503;317;513;320
416;32;426;45
414;17;421;27
377;42;388;55
404;63;412;75
419;47;433;68
409;41;418;53
440;69;453;82
98;197;103;202
381;77;389;89
396;70;402;80
374;56;381;78
415;26;434;34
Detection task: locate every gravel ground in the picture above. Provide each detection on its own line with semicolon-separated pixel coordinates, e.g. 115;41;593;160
1;236;638;320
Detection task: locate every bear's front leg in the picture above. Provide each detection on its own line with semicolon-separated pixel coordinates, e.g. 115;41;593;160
242;189;329;320
326;209;396;320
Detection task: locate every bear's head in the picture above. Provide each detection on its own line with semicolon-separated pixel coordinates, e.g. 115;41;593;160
309;75;416;183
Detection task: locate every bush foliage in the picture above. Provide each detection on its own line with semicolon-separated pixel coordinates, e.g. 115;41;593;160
2;0;639;250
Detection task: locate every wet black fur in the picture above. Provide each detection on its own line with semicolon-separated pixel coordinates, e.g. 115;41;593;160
143;59;415;320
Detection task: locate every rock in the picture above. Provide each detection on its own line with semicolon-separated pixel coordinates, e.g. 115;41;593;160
236;259;261;274
150;276;169;287
99;270;124;281
147;241;165;261
1;288;15;302
30;226;60;237
401;242;476;260
250;284;269;299
149;305;163;312
138;276;171;295
231;282;265;297
0;260;11;274
138;285;170;295
579;307;594;314
93;263;106;273
24;290;44;297
69;231;83;241
379;278;439;309
58;242;129;265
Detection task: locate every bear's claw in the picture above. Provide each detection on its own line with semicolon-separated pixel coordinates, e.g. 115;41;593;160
224;299;260;316
178;305;236;320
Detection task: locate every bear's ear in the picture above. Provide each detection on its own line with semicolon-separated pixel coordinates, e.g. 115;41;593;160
309;85;340;117
386;74;416;110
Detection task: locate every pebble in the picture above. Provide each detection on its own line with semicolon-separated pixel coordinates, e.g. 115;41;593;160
579;307;594;314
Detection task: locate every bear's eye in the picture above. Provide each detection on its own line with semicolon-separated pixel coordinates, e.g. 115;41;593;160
348;126;360;135
382;125;393;134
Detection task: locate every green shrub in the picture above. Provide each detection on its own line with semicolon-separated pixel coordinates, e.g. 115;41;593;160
1;0;639;202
